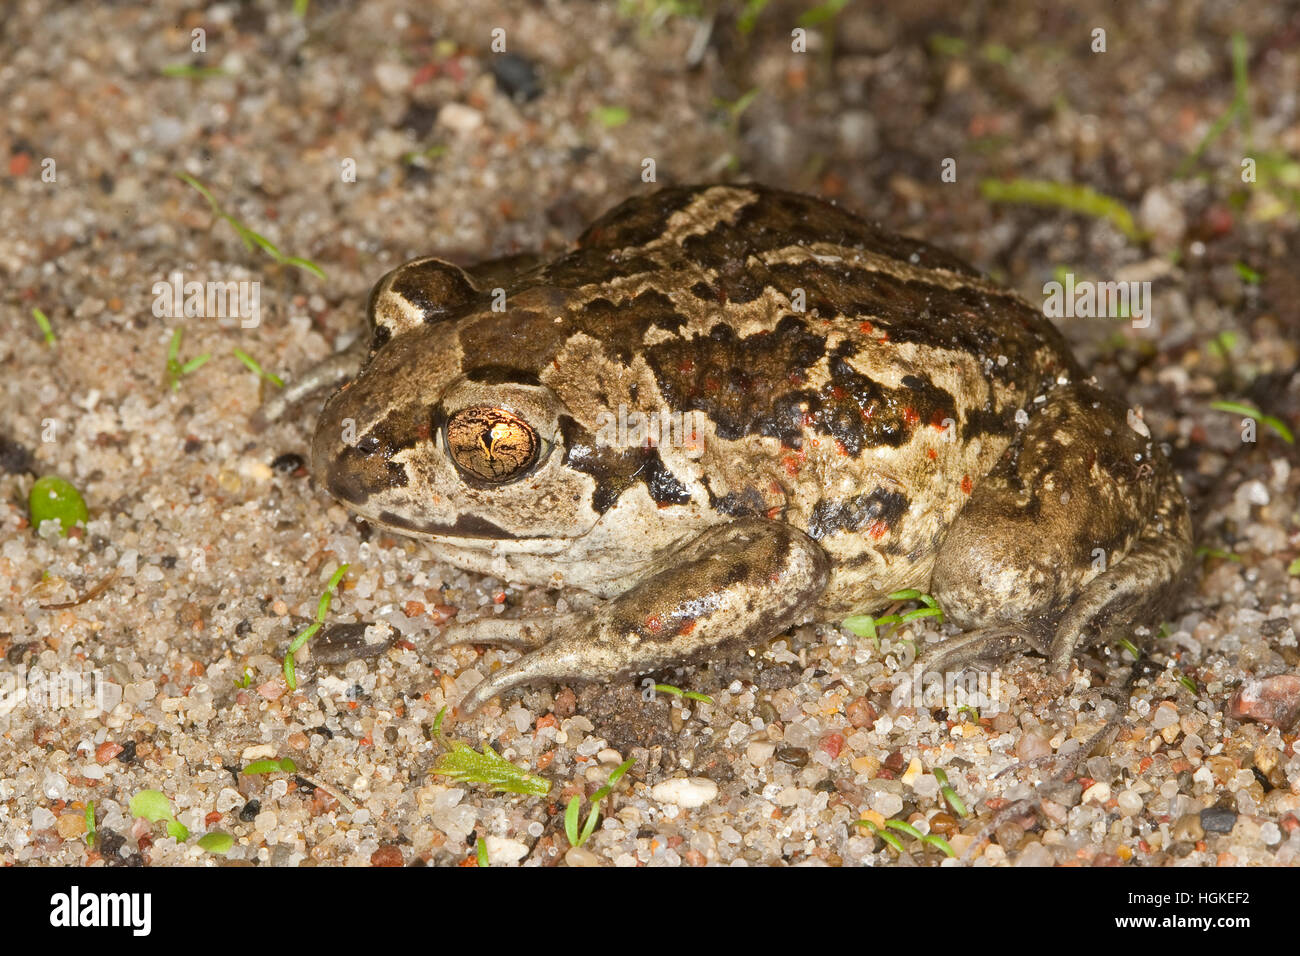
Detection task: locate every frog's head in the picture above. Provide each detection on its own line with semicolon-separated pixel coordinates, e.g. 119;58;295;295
311;320;608;544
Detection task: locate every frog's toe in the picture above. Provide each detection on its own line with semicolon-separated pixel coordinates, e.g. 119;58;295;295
919;626;1040;674
424;616;566;652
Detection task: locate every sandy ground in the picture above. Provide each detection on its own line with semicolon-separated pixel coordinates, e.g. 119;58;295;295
1;0;1298;866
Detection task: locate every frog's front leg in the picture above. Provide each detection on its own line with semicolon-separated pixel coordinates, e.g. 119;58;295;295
923;383;1193;675
446;518;830;716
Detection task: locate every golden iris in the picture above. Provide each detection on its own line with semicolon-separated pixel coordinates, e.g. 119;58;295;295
445;407;540;483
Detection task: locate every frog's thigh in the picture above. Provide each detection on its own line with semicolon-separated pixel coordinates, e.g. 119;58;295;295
927;383;1191;671
455;518;830;715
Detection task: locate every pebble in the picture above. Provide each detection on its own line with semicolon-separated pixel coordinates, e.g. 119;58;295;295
485;837;529;865
438;103;484;135
1116;790;1143;816
651;777;718;809
870;791;904;818
1228;675;1300;729
1015;731;1052;762
1082;781;1111;804
1014;841;1054;867
1172;813;1204;842
1151;702;1179;730
1200;806;1238;834
565;846;601;867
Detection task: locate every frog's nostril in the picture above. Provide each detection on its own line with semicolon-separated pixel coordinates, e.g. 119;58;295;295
356;434;380;456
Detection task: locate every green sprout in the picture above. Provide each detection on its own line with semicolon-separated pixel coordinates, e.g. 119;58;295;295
28;476;89;536
654;684;713;704
476;837;489;867
175;173;325;278
1176;32;1252;177
932;768;968;818
233;348;285;388
234;666;254;689
165;327;211;391
980;178;1143;241
84;801;95;847
1115;638;1141;661
1196;546;1243;563
843;590;944;648
32;307;56;346
197;832;234;854
429;708;552;796
242;758;297;775
798;0;850;27
1234;262;1261;284
1209;401;1294;444
1177;673;1199;695
283;563;350;689
565;759;635;848
1287;557;1300;576
591;106;630;128
1206;330;1239;361
853;817;956;858
129;789;189;841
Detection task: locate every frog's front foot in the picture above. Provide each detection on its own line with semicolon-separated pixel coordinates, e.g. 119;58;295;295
438;518;830;716
924;383;1193;678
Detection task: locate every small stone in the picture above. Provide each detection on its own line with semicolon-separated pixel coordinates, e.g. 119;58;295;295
900;758;922;786
1259;822;1282;846
846;697;876;729
928;811;957;836
1151;701;1179;730
1014;841;1054;867
850;754;880;777
651;777;717;808
95;742;123;764
1015;732;1052;762
1228;675;1300;729
485;837;529;865
370;845;404;867
438;103;484;135
564;846;601;867
746;741;775;765
1083;781;1111;804
870;791;904;818
1117;790;1144;816
56;813;86;839
1200;806;1238;834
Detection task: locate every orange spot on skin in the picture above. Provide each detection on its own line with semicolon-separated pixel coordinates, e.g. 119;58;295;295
678;618;697;636
930;409;949;430
902;407;919;428
858;320;874;334
867;520;889;540
678;359;695;374
830;386;847;400
961;474;973;495
927;448;938;460
645;614;664;634
835;440;848;456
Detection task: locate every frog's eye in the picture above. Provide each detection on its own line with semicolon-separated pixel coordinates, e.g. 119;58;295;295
444;406;542;484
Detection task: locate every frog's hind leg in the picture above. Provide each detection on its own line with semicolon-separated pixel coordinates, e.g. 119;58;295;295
923;382;1192;676
450;518;829;716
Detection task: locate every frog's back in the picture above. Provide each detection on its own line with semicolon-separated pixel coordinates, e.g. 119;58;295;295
456;184;1082;609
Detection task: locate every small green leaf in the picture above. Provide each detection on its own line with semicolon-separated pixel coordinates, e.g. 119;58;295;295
198;831;234;854
29;476;89;536
980;178;1143;241
1115;638;1141;660
1209;401;1294;444
1287;557;1300;576
564;795;581;846
242;758;296;775
884;819;924;840
653;683;712;704
1234;262;1261;283
921;833;956;857
591;106;630;128
84;801;95;846
32;307;56;346
431;741;551;796
476;837;489;867
841;615;878;642
165;819;190;841
233;348;285;388
129;790;175;824
283;564;350;690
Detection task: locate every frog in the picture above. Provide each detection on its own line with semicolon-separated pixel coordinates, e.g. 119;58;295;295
260;183;1193;717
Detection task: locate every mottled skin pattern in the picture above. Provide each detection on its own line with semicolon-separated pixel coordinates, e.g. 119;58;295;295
280;184;1193;715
